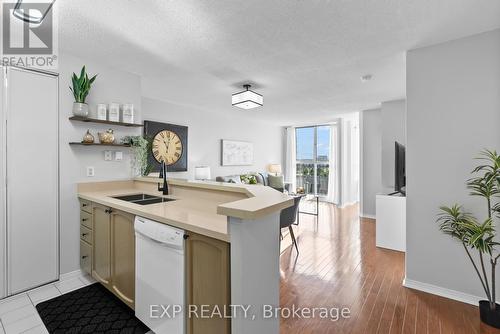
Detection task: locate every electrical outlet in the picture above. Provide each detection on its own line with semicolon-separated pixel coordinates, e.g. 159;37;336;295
86;166;95;177
104;150;112;161
115;151;123;161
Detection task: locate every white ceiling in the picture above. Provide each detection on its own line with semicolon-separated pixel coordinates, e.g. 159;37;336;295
59;0;500;125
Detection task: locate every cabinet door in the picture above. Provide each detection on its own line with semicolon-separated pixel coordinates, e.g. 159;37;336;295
80;241;92;275
92;204;111;287
186;233;230;334
110;209;136;309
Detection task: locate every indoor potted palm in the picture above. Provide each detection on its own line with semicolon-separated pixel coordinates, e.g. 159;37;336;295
70;66;97;117
437;149;500;328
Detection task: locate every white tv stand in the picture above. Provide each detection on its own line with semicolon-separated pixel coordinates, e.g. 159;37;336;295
376;193;406;252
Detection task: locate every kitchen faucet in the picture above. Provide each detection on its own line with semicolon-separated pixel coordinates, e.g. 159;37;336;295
158;160;169;195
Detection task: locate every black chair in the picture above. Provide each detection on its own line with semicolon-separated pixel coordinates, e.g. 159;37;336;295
280;196;302;254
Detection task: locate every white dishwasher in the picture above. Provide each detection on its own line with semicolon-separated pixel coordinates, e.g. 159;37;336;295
134;216;185;334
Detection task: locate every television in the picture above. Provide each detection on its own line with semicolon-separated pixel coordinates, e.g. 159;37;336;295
394;141;406;196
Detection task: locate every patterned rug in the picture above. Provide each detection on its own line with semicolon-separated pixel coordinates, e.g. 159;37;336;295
36;283;150;334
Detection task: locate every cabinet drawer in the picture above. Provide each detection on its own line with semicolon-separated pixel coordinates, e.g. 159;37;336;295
80;240;92;275
80;210;92;229
80;225;92;244
80;199;92;213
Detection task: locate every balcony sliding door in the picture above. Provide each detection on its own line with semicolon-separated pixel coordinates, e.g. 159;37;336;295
295;126;331;196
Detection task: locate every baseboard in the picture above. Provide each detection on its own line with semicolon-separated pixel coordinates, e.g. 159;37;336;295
59;269;84;282
403;277;482;306
360;213;376;220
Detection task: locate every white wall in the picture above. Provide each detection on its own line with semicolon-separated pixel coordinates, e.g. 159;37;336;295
141;97;283;179
406;29;500;301
360;109;382;218
381;99;406;189
59;52;142;274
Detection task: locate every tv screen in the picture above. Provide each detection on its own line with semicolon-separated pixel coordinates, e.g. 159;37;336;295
395;141;406;195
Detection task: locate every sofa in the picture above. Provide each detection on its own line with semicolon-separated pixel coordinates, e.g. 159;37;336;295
216;173;290;192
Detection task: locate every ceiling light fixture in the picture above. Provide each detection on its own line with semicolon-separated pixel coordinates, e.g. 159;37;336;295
13;0;56;24
232;84;263;110
361;74;373;83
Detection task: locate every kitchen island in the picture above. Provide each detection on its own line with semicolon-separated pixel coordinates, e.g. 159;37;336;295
78;177;293;334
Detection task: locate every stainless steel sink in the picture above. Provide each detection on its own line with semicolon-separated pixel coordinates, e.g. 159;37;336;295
112;194;175;205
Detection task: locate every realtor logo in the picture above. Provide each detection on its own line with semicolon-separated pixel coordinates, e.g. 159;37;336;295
2;1;58;69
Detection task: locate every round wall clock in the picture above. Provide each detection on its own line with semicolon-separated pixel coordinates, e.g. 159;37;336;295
144;121;188;172
151;130;183;165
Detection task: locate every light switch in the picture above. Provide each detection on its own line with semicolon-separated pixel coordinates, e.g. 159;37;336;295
86;166;95;177
104;150;112;161
115;151;123;161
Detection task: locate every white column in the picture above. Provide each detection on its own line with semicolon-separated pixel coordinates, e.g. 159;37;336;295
228;212;280;334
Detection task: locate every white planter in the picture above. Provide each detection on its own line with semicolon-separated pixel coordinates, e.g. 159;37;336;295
72;102;89;117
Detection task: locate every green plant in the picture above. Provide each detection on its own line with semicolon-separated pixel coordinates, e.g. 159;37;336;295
69;66;97;103
437;149;500;311
240;174;257;184
122;136;153;176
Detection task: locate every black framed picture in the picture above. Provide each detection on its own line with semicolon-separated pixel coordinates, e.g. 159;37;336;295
144;120;188;172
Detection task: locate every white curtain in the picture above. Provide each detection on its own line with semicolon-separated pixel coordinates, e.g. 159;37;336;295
285;127;296;193
326;123;340;204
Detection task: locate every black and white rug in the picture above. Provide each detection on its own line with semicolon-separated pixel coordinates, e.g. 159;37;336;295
36;283;150;334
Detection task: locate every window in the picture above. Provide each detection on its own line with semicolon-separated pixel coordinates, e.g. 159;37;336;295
296;125;331;196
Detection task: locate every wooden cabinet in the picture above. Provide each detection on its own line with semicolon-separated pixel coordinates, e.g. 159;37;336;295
92;203;112;288
79;201;93;276
110;210;135;309
186;232;231;334
80;198;230;319
80;240;92;275
80;199;92;213
88;203;136;309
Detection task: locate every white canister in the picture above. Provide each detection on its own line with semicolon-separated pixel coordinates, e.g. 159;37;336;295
122;103;134;123
109;103;120;122
96;104;107;120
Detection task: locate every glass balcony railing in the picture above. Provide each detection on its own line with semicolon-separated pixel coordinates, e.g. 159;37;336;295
296;163;330;196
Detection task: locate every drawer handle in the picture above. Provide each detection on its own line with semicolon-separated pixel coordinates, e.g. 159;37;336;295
105;209;113;214
82;233;89;237
82;218;88;222
82;203;87;207
81;255;88;259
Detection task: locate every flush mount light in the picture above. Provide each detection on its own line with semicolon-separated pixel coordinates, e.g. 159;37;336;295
232;84;263;110
13;0;56;24
361;74;373;83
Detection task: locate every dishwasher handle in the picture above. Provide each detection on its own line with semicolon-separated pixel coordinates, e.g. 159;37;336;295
135;230;185;251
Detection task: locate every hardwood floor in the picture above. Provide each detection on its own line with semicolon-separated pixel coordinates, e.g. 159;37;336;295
279;203;499;334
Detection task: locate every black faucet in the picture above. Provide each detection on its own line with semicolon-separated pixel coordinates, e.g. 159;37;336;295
157;160;169;195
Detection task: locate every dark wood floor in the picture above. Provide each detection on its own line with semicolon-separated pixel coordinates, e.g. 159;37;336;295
279;203;499;334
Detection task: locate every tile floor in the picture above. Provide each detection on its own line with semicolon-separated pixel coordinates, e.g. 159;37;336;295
0;274;95;334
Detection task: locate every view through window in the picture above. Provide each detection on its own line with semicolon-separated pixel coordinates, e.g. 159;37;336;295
296;126;331;196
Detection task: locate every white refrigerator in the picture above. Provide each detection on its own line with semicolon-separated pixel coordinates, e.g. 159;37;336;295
0;66;59;299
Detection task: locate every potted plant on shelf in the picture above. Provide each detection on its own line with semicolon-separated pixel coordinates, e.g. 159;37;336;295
70;66;97;117
437;149;500;328
122;136;153;177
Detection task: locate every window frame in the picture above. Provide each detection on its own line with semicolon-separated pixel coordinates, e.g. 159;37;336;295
295;125;330;196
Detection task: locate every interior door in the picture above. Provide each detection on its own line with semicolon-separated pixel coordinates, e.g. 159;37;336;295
6;67;59;294
0;67;6;299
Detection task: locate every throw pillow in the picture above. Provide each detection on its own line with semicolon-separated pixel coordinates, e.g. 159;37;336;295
240;174;257;184
268;175;284;189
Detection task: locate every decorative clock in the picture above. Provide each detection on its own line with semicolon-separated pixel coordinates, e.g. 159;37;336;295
144;120;188;172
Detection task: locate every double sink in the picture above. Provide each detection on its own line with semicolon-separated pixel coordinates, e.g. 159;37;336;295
112;193;175;206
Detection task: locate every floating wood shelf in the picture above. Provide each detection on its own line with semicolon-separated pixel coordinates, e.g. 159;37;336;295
69;142;131;147
69;116;143;127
